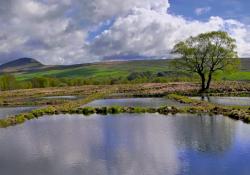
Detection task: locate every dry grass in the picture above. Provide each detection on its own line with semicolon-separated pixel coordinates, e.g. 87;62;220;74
1;81;250;107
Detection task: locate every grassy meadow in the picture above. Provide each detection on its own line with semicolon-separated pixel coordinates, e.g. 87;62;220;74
15;60;172;81
14;58;250;82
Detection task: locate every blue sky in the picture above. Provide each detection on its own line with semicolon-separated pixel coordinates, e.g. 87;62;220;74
169;0;250;23
0;0;250;65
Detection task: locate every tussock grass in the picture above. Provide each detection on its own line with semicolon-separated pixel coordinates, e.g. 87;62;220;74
1;90;250;128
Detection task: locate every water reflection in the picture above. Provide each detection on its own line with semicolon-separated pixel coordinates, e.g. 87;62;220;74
83;98;187;108
0;114;249;175
172;114;235;153
191;96;250;106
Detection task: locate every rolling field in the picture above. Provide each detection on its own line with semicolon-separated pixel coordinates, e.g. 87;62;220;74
15;60;172;81
222;58;250;81
11;58;250;81
223;72;250;81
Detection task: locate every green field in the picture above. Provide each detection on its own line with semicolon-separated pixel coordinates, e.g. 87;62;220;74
223;72;250;81
12;58;250;81
15;60;172;81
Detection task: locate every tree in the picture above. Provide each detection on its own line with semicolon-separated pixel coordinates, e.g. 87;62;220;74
0;74;18;90
171;31;240;92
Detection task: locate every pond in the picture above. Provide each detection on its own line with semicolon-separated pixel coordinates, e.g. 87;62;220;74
0;113;250;175
0;106;40;119
42;96;78;100
191;96;250;106
83;97;187;108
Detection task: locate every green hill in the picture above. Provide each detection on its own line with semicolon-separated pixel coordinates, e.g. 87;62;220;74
14;59;173;81
1;58;250;81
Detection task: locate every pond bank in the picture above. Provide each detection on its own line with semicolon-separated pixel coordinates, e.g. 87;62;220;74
0;91;110;128
1;94;249;128
0;82;250;128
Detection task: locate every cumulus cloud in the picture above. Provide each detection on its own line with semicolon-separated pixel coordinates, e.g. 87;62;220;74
91;9;223;56
195;7;211;16
91;8;250;59
91;4;250;60
0;0;249;65
0;0;170;64
0;0;90;64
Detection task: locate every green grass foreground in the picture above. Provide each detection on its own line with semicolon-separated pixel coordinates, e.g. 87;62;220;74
1;93;250;128
0;90;110;128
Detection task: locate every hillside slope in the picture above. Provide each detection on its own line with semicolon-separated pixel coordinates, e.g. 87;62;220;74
0;58;44;73
14;59;172;80
1;58;249;81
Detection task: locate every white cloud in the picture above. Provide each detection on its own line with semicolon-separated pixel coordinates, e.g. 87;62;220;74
91;5;250;60
195;7;211;16
90;9;236;58
0;0;250;65
0;0;170;64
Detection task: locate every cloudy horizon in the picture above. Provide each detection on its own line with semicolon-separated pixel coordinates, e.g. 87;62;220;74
0;0;250;65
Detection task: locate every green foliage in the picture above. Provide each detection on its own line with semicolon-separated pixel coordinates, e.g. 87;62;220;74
24;113;36;120
0;74;18;90
31;77;61;88
82;107;96;115
0;73;196;91
0;120;10;128
132;107;147;113
96;107;108;114
107;106;123;114
15;114;27;124
0;74;32;90
32;109;45;117
172;31;240;92
0;57;249;91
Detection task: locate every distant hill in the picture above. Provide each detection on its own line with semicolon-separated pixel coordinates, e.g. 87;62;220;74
0;58;44;73
0;57;249;81
14;59;172;81
241;58;250;71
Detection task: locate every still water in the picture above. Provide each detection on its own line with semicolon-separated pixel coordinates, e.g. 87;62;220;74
0;106;39;119
191;96;250;106
0;114;250;175
84;97;187;108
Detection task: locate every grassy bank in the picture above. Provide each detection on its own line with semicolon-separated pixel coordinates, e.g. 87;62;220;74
0;90;112;128
1;93;250;128
1;105;249;128
1;82;250;128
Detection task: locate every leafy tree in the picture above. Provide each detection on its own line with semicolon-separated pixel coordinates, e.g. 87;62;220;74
0;74;18;90
171;31;240;92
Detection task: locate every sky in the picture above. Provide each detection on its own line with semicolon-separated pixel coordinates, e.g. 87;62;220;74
0;0;250;65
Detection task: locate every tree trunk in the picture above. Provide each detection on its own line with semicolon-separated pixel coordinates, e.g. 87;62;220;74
199;73;206;93
206;72;213;91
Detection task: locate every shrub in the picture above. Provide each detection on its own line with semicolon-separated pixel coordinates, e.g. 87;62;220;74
107;106;123;114
82;107;95;115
